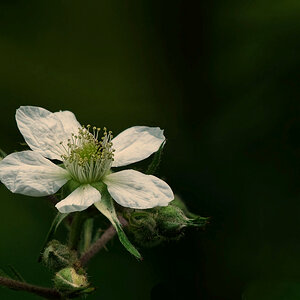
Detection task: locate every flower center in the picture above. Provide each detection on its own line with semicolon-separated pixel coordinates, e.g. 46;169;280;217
60;125;114;183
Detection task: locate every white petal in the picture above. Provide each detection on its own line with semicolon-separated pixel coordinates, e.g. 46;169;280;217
53;110;81;137
16;106;80;160
103;169;174;209
0;151;70;197
147;175;174;206
111;126;165;167
55;184;101;213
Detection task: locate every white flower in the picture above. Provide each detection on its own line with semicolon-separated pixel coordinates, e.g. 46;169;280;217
0;106;174;214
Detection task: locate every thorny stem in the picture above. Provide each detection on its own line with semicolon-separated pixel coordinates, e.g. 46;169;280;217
0;276;62;299
80;216;128;266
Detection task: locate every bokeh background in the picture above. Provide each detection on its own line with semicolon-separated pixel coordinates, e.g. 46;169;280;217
0;1;299;299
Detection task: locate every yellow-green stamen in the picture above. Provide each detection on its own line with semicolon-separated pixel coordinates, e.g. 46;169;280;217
60;126;114;183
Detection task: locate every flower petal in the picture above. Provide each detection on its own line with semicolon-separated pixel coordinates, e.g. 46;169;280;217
53;110;81;137
55;184;101;213
111;126;165;167
103;169;174;209
0;151;70;197
16;106;80;160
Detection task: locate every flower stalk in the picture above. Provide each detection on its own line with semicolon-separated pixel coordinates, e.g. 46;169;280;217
0;276;62;299
79;216;128;266
68;212;86;250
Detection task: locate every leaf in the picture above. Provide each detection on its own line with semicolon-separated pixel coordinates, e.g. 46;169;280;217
38;212;69;262
146;141;165;175
94;192;142;260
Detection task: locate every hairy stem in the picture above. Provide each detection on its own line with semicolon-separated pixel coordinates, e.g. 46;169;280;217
80;216;127;266
0;276;61;299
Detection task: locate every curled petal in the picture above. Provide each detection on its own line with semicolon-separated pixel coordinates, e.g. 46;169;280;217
0;151;70;197
111;126;165;167
16;106;80;160
55;184;101;213
103;169;174;209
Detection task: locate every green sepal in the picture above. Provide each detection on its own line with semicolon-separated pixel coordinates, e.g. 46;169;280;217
54;267;90;295
0;148;7;159
146;141;165;175
0;266;26;283
38;212;69;262
94;190;142;260
171;195;210;221
6;265;26;282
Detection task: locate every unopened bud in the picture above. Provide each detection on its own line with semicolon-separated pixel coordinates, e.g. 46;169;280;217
42;240;78;271
126;211;163;247
124;195;208;247
54;267;89;293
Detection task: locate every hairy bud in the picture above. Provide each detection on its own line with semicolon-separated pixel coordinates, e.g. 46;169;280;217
54;267;89;293
124;195;208;247
42;240;78;271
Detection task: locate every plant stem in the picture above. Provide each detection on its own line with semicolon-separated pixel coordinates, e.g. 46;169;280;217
0;276;62;299
80;216;127;266
68;212;85;250
82;218;94;252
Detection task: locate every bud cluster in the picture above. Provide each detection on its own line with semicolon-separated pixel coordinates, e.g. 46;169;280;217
124;196;208;247
42;240;93;296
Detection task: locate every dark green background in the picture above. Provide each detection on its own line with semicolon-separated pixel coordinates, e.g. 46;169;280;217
0;1;299;299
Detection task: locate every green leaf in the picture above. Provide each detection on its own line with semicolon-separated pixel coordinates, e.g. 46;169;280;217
146;141;165;175
94;192;142;260
38;212;69;262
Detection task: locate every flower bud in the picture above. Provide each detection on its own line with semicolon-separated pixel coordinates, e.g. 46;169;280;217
156;205;208;238
126;210;163;247
124;195;208;247
42;240;78;271
54;267;89;293
156;205;189;237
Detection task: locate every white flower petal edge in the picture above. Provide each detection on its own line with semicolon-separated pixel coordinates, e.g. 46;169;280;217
16;106;80;160
0;151;70;197
111;126;165;167
56;184;101;213
103;169;174;209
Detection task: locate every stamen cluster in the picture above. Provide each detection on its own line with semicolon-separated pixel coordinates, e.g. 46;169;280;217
60;125;114;183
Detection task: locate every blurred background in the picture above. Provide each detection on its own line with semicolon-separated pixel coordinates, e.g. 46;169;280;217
0;1;299;299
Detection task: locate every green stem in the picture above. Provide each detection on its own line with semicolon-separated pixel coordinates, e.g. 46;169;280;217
68;212;85;250
79;216;128;266
82;218;94;253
